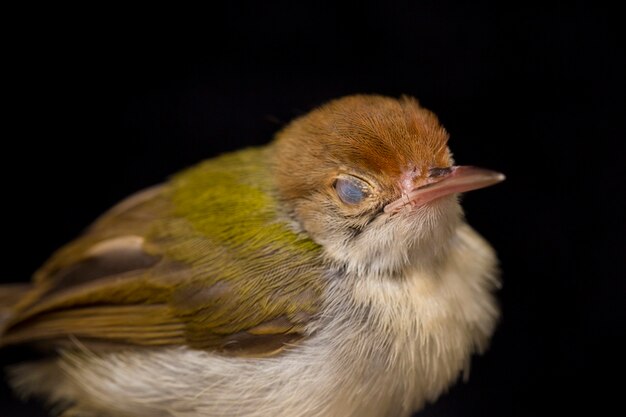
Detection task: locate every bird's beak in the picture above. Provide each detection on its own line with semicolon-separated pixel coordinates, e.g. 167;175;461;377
384;166;505;214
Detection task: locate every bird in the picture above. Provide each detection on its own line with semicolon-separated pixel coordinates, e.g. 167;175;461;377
0;94;504;417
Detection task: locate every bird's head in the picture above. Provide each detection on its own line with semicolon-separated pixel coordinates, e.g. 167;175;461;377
273;95;504;276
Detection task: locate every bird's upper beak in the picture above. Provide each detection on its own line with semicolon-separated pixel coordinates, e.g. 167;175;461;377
384;166;505;214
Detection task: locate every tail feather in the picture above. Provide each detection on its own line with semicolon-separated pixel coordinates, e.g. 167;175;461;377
0;283;32;334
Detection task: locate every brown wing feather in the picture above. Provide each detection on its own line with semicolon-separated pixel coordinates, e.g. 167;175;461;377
0;284;31;331
1;173;325;356
2;304;186;346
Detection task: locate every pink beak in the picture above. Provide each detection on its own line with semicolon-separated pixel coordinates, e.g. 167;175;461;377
384;166;505;214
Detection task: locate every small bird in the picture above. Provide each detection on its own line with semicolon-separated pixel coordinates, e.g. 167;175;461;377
0;95;504;417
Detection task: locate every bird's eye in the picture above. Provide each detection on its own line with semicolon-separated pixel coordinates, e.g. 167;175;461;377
335;176;370;205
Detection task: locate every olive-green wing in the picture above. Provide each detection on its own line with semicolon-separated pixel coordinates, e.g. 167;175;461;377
1;149;326;356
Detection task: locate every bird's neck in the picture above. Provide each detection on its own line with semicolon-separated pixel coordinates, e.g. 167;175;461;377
309;222;500;416
326;205;464;279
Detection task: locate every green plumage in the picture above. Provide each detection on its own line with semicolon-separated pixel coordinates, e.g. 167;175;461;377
1;146;327;354
168;146;320;262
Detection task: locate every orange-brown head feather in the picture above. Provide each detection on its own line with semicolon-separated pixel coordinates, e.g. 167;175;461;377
273;95;452;207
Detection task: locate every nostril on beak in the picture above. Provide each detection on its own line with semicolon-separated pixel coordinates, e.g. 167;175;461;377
428;167;452;178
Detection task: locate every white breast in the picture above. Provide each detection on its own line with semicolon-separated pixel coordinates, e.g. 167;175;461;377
307;223;500;416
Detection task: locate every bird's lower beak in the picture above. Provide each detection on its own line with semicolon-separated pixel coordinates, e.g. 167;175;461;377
384;166;505;214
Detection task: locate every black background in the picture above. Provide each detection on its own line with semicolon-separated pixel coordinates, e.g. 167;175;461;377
1;2;624;416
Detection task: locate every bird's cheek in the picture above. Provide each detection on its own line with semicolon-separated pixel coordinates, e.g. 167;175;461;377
294;204;328;242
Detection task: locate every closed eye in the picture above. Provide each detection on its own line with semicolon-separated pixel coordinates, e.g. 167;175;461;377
334;176;371;205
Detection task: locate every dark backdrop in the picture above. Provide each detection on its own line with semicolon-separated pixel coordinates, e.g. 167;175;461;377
1;2;624;417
